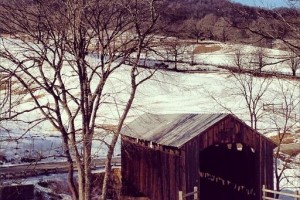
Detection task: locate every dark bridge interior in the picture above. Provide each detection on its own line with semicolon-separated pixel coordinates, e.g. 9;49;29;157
199;143;256;200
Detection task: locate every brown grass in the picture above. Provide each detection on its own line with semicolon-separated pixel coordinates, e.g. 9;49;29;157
95;124;118;132
281;147;300;156
92;168;122;199
11;83;40;95
193;44;222;54
270;133;300;156
24;93;46;103
0;81;7;90
269;133;296;145
1;79;46;103
92;168;150;199
0;80;23;92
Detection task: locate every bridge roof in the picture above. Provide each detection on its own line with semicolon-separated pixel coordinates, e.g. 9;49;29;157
121;113;230;148
121;113;277;149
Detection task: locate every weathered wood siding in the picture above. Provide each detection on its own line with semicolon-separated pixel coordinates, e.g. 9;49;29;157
121;136;183;200
255;139;274;200
181;139;200;198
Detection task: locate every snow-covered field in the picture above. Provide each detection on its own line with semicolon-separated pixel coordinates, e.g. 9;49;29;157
0;40;299;191
183;41;300;76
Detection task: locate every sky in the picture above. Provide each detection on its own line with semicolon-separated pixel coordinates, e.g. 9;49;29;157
231;0;299;8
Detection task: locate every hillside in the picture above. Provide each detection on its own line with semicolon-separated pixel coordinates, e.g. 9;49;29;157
0;0;299;47
159;0;300;46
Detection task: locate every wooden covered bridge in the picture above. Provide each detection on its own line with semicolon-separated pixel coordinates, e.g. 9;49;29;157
121;113;277;200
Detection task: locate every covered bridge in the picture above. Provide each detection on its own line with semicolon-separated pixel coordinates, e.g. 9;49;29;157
121;113;277;200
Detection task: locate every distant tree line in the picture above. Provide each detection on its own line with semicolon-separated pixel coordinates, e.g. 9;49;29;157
158;0;300;46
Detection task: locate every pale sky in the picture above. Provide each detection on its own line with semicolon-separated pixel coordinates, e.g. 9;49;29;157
231;0;299;8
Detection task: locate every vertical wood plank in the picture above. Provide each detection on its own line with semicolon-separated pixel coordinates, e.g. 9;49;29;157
262;184;266;199
181;146;186;196
194;186;198;200
258;135;263;200
178;191;183;200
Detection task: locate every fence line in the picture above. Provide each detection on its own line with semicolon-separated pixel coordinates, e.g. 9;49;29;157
262;185;300;200
262;103;298;121
178;185;300;200
179;186;198;200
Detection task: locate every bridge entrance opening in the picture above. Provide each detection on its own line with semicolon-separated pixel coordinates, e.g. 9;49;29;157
199;143;256;200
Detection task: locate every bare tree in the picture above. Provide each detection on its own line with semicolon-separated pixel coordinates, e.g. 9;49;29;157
232;47;245;71
199;14;218;40
184;18;204;43
0;71;11;118
251;47;268;73
163;38;186;70
235;73;273;130
210;68;273;130
220;27;229;43
236;5;300;57
214;17;230;43
0;72;26;126
287;51;300;76
0;1;161;200
0;71;11;133
212;50;273;130
188;45;197;66
266;79;300;195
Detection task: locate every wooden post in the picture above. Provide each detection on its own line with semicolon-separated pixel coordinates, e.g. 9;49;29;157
198;184;200;200
194;186;198;200
295;191;299;200
262;185;266;199
179;191;183;200
8;78;12;117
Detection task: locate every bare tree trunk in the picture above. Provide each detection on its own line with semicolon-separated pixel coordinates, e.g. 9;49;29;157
78;171;85;200
254;114;257;130
274;153;280;199
62;134;79;200
101;140;114;199
67;163;78;200
84;136;93;200
101;85;137;200
174;55;178;70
